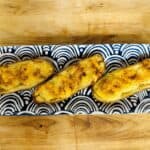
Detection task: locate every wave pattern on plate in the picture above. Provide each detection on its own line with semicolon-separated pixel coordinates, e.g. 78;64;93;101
82;44;114;59
17;90;33;105
15;46;43;60
0;94;24;115
100;101;130;114
16;111;36;116
120;44;150;64
0;44;149;115
135;98;150;113
105;55;128;73
65;96;98;114
51;45;80;68
26;101;61;115
0;54;20;65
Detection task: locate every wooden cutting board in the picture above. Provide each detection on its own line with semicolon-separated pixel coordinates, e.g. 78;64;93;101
0;0;150;45
0;115;149;150
0;0;150;149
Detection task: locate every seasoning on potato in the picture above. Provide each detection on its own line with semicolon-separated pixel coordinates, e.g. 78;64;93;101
93;59;150;103
33;54;105;103
0;58;55;94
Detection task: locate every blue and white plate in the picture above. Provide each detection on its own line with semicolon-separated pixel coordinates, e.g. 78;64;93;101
0;44;150;115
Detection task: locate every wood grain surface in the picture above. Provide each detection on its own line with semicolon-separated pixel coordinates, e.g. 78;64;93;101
0;0;150;150
0;0;150;45
0;115;149;150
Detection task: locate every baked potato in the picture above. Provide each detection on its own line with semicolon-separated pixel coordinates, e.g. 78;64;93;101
33;54;105;103
93;59;150;102
0;58;55;94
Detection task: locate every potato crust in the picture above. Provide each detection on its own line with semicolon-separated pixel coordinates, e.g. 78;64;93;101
33;54;105;103
93;59;150;103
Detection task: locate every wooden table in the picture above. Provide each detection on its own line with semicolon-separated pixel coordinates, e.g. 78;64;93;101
0;0;150;149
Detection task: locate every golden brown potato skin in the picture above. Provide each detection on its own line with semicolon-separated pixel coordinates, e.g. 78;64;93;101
93;59;150;103
33;54;105;103
0;58;55;94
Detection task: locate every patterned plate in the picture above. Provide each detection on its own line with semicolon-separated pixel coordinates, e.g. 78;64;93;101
0;44;150;115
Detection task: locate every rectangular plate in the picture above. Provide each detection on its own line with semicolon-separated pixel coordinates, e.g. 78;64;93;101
0;44;150;115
